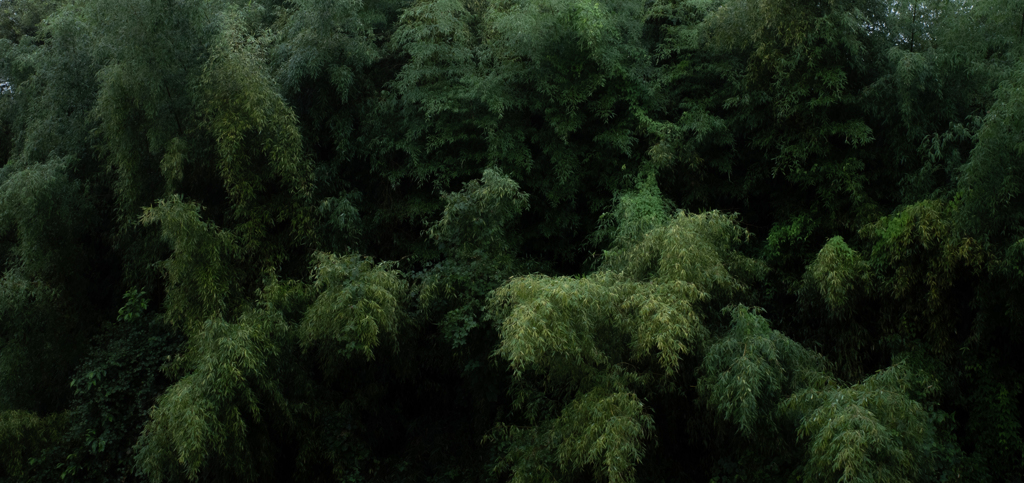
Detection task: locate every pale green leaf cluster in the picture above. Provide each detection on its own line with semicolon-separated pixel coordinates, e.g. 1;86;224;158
602;209;766;301
195;7;314;266
141;196;242;332
198;9;311;218
552;388;654;483
135;310;286;482
784;362;935;483
800;236;870;318
301;252;409;361
492;210;765;482
592;174;672;249
699;306;829;438
88;0;313;271
493;269;709;381
132;246;409;480
496;383;654;483
796;235;873;377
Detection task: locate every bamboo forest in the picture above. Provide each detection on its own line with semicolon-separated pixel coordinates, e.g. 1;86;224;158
0;0;1022;480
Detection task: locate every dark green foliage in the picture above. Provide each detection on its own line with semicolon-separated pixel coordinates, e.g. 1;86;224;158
372;0;660;262
0;160;100;413
0;0;61;41
1;0;1023;481
420;168;529;348
797;236;873;377
702;0;887;229
963;363;1024;480
141;197;244;330
0;410;66;479
54;292;183;483
0;0;110;416
960;60;1024;245
861;200;985;355
426;168;528;260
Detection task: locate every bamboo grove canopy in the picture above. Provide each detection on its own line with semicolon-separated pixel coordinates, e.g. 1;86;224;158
0;0;1022;481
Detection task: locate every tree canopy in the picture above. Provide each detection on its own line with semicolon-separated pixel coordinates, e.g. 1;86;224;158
0;0;1022;481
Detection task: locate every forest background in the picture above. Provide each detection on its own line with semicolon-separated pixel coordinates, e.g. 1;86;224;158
0;0;1022;481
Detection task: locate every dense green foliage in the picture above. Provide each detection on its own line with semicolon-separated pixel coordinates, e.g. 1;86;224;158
0;0;1022;481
